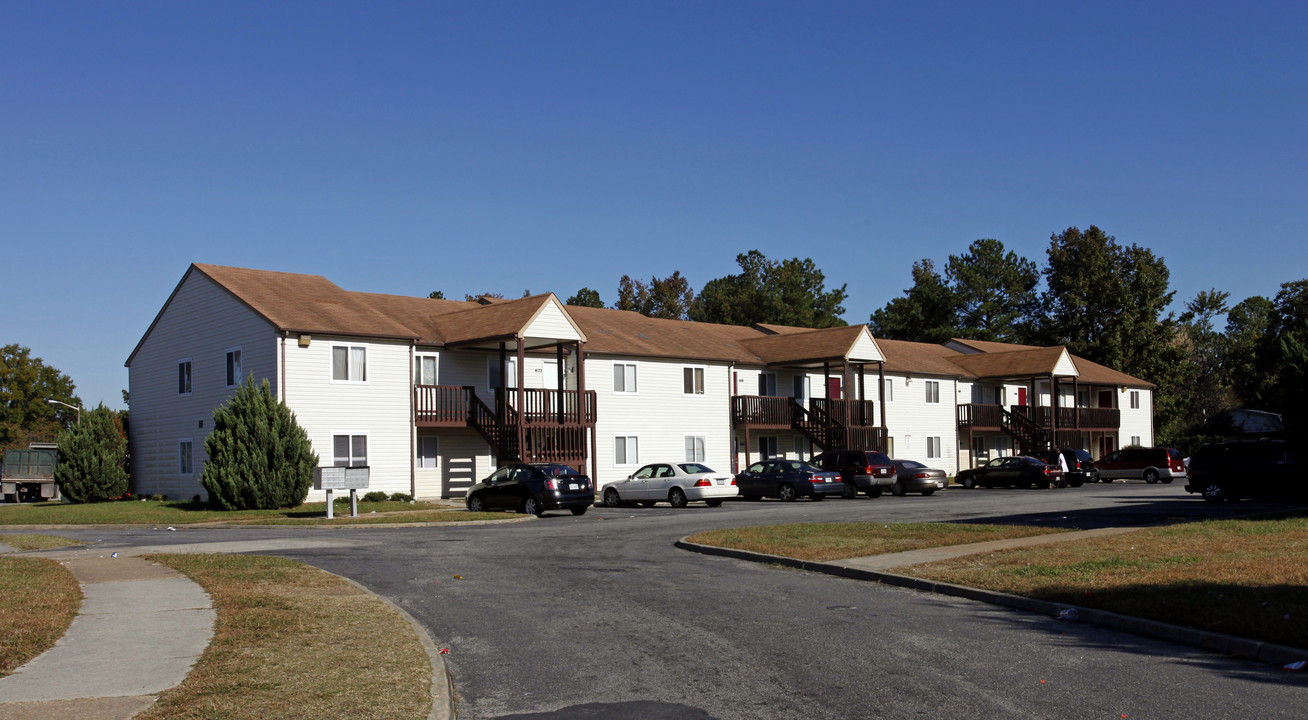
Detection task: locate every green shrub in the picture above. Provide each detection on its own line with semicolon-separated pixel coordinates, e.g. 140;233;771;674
54;405;129;503
362;491;389;503
388;492;414;502
201;377;318;510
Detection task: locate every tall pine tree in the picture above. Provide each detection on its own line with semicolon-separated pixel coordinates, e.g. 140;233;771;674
202;377;318;510
54;405;128;503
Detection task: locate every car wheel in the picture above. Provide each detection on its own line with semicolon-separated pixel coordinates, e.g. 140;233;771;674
1143;469;1160;484
523;496;543;517
706;499;723;508
890;481;905;496
961;476;976;489
865;488;883;498
467;495;485;512
669;488;688;508
1161;476;1174;484
603;488;623;508
778;484;797;502
570;507;587;516
841;483;856;499
1202;483;1227;503
1068;479;1084;488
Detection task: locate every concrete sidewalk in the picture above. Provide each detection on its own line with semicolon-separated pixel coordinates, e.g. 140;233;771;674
0;551;215;720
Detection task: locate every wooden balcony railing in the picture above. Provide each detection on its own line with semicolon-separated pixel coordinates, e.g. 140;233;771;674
414;385;475;426
957;403;1004;428
810;398;877;427
496;388;597;426
732;395;797;427
1024;406;1121;430
414;385;596;428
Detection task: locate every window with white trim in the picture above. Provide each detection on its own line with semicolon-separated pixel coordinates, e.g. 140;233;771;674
925;380;940;404
683;366;705;395
684;434;706;462
1129;391;1140;409
1130;435;1141;446
179;440;193;475
883;378;893;402
994;386;1006;406
417;436;438;469
225;348;242;387
613;363;637;393
758;436;778;460
178;359;192;395
758;373;777;396
793;375;809;403
415;355;438;385
488;356;518;391
793;436;808;461
332;345;367;382
927;436;942;459
333;434;368;467
615;435;639;465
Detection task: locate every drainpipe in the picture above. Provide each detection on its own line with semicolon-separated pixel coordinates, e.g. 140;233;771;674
409;343;417;499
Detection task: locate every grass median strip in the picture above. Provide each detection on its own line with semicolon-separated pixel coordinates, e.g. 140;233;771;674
686;522;1067;562
137;554;434;720
897;513;1308;650
0;533;89;551
0;555;81;677
0;499;507;526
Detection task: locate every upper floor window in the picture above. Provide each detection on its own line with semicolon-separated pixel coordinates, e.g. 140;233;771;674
1129;390;1141;409
883;378;894;402
614;363;637;393
178;359;192;395
925;380;940;404
332;346;367;383
416;355;438;385
225;348;242;387
488;355;518;391
683;367;705;395
758;373;777;396
793;375;809;403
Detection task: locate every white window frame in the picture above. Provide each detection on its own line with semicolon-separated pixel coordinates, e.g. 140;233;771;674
225;347;243;388
758;372;777;396
925;380;941;404
793;375;810;403
614;434;640;466
178;358;192;396
417;435;438;469
415;354;439;386
179;439;193;475
883;378;894;402
332;433;369;467
683;366;705;396
487;355;518;391
1131;435;1141;447
684;434;706;463
927;436;942;460
994;386;1007;406
1129;390;1141;409
613;363;637;394
331;345;368;383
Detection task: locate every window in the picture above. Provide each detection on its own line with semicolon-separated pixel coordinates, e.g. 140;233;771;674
333;434;368;467
177;359;192;395
927;436;942;459
683;367;705;395
994;386;1006;406
1129;391;1141;409
613;363;637;393
684;435;706;463
615;435;639;465
972;436;986;461
332;346;367;382
179;440;193;474
758;436;778;460
793;436;807;461
415;355;438;385
885;436;894;457
1131;435;1141;446
225;348;242;387
793;375;809;403
488;356;518;391
758;373;777;396
417;436;438;469
883;378;894;402
925;380;940;404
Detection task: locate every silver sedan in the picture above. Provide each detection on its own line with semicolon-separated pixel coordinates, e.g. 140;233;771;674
890;459;948;496
602;462;737;508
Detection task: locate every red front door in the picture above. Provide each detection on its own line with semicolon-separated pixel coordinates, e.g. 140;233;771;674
827;378;843;400
1017;387;1027;407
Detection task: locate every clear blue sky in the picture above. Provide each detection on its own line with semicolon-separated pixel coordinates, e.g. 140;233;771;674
4;1;1306;411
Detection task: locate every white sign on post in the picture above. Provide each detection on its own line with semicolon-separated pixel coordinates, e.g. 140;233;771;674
313;467;371;518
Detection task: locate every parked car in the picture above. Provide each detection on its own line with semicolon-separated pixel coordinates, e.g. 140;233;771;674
735;459;844;501
1184;439;1306;503
602;462;737;508
1095;447;1186;483
889;459;948;496
465;463;593;516
957;455;1062;489
810;449;897;498
1027;448;1098;487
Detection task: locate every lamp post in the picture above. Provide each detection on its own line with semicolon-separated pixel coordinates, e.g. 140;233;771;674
48;399;82;424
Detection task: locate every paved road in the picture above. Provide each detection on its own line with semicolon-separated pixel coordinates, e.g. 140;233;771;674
48;483;1308;719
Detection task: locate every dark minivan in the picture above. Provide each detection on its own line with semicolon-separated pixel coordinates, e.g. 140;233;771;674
1185;439;1305;503
811;449;897;498
1095;447;1186;483
465;463;593;516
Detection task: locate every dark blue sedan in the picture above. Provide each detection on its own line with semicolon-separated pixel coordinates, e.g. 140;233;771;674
734;459;844;501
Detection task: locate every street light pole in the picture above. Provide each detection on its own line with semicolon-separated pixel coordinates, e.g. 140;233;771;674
47;399;82;424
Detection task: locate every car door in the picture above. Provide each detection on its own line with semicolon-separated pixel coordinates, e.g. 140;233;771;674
623;464;655;500
737;461;769;496
481;467;514;510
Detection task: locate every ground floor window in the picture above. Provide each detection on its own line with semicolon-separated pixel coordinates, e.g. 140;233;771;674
615;435;639;465
927;436;942;459
758;436;778;460
684;435;706;463
333;434;368;467
418;436;438;468
179;440;193;475
793;436;807;461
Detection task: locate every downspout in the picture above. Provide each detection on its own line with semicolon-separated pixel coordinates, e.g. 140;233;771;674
409;343;416;499
281;331;288;403
728;362;737;474
953;376;961;476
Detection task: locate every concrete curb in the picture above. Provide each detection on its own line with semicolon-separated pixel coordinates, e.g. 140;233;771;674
0;515;534;532
675;537;1308;667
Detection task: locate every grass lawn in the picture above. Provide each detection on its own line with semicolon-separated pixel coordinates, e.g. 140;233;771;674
136;554;435;720
0;554;81;677
0;498;510;525
686;522;1068;562
0;533;89;551
898;513;1308;650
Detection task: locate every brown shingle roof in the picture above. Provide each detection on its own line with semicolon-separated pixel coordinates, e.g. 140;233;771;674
741;325;873;366
876;339;975;377
947;346;1070;378
563;305;765;363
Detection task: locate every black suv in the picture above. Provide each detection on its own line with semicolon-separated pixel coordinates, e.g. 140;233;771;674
1184;439;1305;503
1028;448;1098;487
811;449;897;498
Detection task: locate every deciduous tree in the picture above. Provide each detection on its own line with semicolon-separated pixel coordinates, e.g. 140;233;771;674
566;287;605;308
691;251;846;328
0;344;81;450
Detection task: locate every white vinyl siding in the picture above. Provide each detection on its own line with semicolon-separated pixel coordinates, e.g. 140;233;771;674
332;345;367;383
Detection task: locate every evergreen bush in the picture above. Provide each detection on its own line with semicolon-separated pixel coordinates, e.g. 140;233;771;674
201;377;318;510
54;405;129;503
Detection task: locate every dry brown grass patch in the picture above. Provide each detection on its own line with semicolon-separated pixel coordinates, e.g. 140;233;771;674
0;556;81;677
686;522;1066;562
137;554;433;720
0;534;89;551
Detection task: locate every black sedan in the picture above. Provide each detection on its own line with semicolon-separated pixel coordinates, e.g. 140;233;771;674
465;463;593;516
889;459;948;496
734;459;844;501
957;455;1062;489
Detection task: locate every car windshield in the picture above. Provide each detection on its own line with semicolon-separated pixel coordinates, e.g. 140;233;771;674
679;463;714;474
896;460;925;469
865;452;892;464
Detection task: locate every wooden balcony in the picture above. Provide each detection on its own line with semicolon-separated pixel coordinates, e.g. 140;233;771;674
810;398;877;427
414;385;596;428
957;403;1004;429
958;404;1120;431
731;395;798;428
